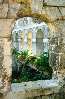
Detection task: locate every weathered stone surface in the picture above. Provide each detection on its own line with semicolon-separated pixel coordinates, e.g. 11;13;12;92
0;0;3;3
0;0;65;97
0;19;14;37
31;0;65;21
48;21;65;39
0;39;4;78
53;21;65;36
31;0;43;13
3;38;12;76
58;7;65;18
8;3;20;18
44;0;65;6
0;38;12;95
42;7;61;21
0;4;8;18
3;39;11;56
9;0;16;4
4;0;8;3
4;79;64;99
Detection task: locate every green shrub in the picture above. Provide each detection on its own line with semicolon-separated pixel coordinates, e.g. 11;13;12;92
35;52;49;70
35;52;53;77
12;49;53;83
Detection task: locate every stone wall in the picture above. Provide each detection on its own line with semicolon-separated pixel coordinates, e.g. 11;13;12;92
0;0;65;95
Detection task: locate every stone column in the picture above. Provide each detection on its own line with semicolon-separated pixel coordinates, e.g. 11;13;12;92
43;26;49;52
20;32;24;51
24;30;27;50
27;31;32;52
32;28;36;54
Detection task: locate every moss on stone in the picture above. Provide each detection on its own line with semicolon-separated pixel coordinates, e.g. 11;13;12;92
16;0;31;4
17;7;50;23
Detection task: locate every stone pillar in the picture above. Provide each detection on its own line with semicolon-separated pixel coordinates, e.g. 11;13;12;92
20;32;24;50
27;31;32;52
24;30;27;50
32;28;36;54
43;26;49;52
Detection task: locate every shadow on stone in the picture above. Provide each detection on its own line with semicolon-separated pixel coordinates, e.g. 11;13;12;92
54;83;65;99
0;93;4;99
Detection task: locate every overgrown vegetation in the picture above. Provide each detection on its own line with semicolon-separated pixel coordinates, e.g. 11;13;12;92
12;48;53;83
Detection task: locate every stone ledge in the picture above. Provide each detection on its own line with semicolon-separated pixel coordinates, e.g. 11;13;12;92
4;79;64;99
45;0;65;6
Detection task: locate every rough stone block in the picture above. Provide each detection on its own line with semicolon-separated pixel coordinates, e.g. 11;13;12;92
8;3;20;18
44;0;65;6
59;7;65;18
0;19;14;37
0;0;3;3
31;0;43;13
4;0;8;3
9;0;16;4
3;39;11;56
3;55;12;76
53;21;65;35
0;4;8;18
42;95;50;99
42;7;61;21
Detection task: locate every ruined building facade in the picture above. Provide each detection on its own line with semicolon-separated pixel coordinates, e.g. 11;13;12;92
0;0;65;96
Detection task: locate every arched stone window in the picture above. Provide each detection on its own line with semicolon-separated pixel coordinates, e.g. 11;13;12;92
12;17;49;55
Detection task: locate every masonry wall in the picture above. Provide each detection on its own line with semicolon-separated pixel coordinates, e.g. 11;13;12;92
0;0;65;95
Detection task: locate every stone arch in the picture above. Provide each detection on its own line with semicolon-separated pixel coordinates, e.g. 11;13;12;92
17;10;51;23
11;17;49;54
11;16;60;71
11;16;61;73
11;15;64;83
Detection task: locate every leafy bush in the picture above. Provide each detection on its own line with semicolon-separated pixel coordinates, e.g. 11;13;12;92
34;52;53;78
35;52;49;70
12;49;53;83
18;50;29;62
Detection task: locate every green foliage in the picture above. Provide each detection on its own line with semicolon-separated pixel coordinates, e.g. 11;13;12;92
43;2;47;6
12;49;53;83
12;48;29;62
12;48;20;58
35;52;53;77
18;50;29;61
26;55;37;65
35;52;49;70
